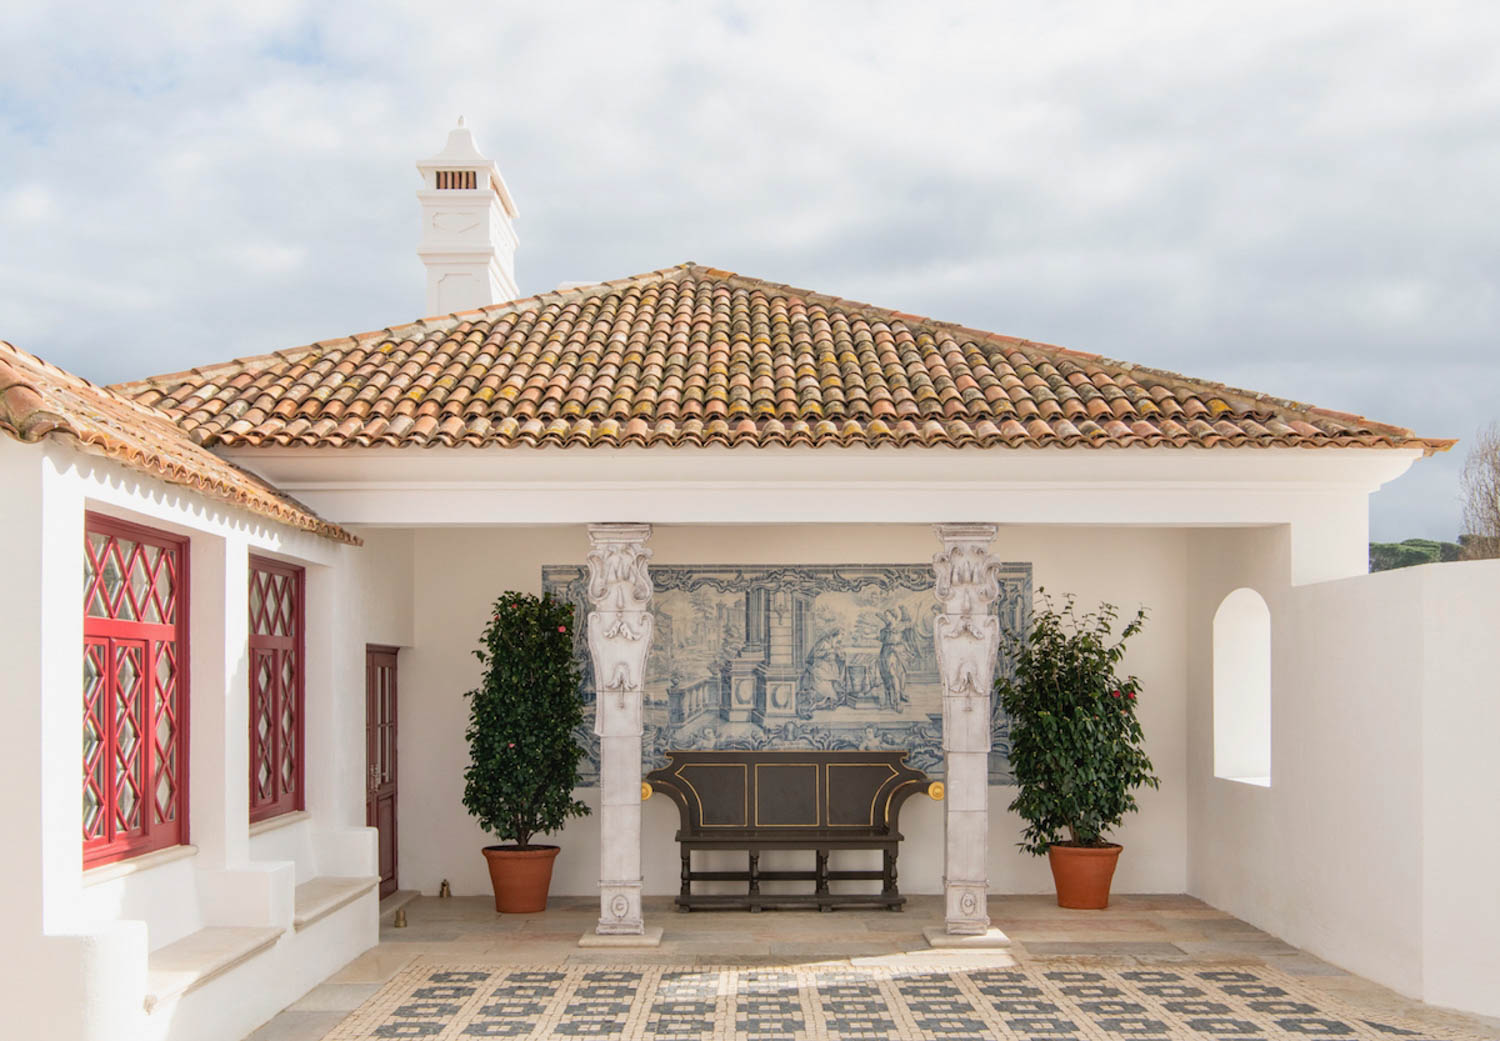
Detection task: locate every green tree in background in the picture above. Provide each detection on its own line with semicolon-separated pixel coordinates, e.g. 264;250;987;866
1369;538;1462;572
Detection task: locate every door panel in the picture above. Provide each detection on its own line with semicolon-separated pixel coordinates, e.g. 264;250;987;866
365;646;399;898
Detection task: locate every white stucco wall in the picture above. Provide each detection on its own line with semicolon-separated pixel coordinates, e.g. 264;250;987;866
402;523;1192;902
0;438;414;1041
1418;561;1500;1016
1188;536;1500;1018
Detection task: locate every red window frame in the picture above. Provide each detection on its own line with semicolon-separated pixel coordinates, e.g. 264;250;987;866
83;513;190;868
248;556;305;822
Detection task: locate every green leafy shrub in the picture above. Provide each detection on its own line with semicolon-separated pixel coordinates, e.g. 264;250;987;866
996;590;1160;855
1369;538;1462;571
463;591;590;849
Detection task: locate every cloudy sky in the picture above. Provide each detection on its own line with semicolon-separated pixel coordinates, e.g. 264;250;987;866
2;1;1496;539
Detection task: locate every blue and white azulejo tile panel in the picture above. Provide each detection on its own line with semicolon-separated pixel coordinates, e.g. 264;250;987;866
542;563;1032;785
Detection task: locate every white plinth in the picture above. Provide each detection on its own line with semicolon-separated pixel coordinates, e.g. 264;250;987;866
578;927;664;948
922;925;1012;949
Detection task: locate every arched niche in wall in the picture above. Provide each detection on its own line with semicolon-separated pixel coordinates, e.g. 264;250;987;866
1213;587;1271;786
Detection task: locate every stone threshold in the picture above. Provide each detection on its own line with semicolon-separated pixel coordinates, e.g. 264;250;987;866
145;926;283;1013
379;888;419;922
294;876;380;931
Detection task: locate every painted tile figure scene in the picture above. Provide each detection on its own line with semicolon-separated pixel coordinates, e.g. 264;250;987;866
542;563;1032;784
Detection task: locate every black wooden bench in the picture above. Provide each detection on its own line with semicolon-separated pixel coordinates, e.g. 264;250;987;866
643;749;939;912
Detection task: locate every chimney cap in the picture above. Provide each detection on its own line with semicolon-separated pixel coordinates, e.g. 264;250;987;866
424;116;489;164
416;119;518;218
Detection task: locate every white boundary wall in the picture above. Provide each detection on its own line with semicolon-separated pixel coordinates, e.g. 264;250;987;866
0;437;413;1041
1188;534;1500;1019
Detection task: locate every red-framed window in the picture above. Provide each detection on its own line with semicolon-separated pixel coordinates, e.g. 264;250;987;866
83;514;189;867
249;557;305;821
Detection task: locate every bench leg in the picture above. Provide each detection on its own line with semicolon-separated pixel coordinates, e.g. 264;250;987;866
816;849;831;911
679;849;692;911
748;852;761;912
883;849;900;909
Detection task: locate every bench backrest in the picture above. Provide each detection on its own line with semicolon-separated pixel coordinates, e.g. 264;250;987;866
645;750;931;836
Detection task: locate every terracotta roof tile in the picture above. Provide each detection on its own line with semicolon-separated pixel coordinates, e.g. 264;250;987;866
112;263;1452;455
0;341;355;543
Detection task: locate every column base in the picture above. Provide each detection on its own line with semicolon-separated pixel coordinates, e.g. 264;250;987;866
923;925;1012;949
943;880;991;935
578;926;663;948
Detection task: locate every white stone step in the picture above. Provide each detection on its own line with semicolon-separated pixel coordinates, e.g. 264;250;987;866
144;926;283;1013
293;875;379;931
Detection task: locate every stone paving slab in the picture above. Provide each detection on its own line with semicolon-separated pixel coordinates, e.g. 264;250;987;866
321;957;1496;1041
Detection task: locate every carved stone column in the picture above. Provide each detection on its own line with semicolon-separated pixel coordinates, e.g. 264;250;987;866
582;523;658;941
929;523;1008;941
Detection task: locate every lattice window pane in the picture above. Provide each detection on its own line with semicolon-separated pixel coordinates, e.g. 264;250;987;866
83;643;108;841
279;653;297;792
84;516;188;865
253;652;275;802
157;554;176;624
275;575;294;636
249;558;304;820
153;645;178;824
138;545;162;624
113;645;144;833
84;532;106;615
124;541;153;622
250;576;265;632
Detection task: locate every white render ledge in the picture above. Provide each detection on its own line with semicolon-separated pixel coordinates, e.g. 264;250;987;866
82;843;198;887
249;809;311;838
292;875;380;931
144;925;284;1013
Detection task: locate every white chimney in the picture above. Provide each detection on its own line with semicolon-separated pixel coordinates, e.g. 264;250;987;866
416;118;520;315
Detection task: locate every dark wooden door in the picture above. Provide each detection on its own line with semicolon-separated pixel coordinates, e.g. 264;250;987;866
365;646;399;898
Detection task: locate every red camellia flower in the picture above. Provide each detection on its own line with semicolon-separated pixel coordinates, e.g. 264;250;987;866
507;742;515;749
1111;690;1122;698
558;625;567;633
1127;692;1137;701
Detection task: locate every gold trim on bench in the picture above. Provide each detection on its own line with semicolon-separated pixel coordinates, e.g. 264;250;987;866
826;762;899;827
673;762;748;827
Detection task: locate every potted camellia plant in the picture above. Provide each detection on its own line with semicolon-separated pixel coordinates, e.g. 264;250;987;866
996;590;1160;909
463;591;590;912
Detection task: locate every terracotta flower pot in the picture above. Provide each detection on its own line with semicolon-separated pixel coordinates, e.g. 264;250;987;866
482;845;560;913
1047;842;1122;909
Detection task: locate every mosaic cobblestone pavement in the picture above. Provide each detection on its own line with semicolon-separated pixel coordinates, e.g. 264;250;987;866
322;960;1488;1041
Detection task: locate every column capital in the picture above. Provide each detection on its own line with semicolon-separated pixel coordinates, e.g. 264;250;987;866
933;526;1002;620
586;525;653;619
587;522;653;545
934;522;998;546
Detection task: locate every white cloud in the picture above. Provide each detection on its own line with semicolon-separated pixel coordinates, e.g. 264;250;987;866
0;0;1497;537
3;185;53;221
